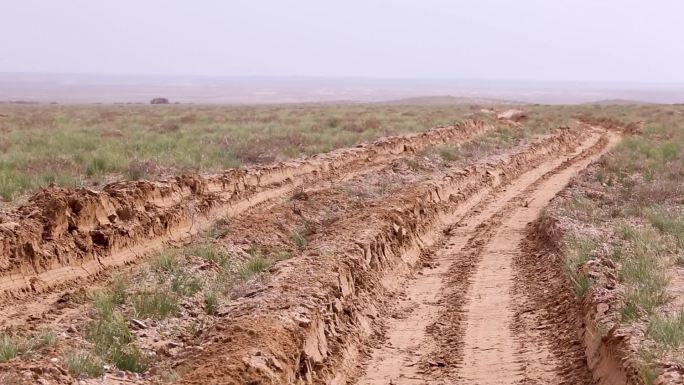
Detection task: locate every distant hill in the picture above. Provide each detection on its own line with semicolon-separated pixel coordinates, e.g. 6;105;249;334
380;95;527;106
582;99;654;106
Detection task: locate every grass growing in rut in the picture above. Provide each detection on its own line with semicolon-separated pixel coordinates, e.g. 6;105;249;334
81;290;148;374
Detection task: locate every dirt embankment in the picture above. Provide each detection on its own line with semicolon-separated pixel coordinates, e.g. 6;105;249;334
536;215;637;385
169;125;601;384
0;121;493;300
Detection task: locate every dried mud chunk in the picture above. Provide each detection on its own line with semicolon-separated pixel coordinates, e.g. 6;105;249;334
337;268;354;297
41;196;69;241
115;206;135;221
302;318;328;363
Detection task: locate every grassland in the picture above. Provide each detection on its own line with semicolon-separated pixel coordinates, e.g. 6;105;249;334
0;103;488;202
1;102;643;203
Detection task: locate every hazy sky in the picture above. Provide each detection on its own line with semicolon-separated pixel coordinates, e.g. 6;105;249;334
2;0;683;83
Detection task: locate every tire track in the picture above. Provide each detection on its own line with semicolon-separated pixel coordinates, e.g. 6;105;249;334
356;129;620;384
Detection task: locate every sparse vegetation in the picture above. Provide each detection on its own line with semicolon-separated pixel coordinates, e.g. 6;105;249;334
0;334;20;362
0;328;59;363
647;311;684;350
64;349;104;377
132;289;179;319
205;218;231;239
191;244;231;268
86;295;133;355
33;328;58;350
204;291;219;315
4;104;684;383
83;290;148;373
614;226;670;322
171;270;203;296
551;105;684;381
562;236;596;298
289;229;307;249
109;275;129;305
152;251;179;273
0;104;478;201
241;256;270;278
108;344;148;373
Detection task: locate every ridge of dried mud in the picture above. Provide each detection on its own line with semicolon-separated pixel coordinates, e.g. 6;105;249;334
169;125;600;385
0;121;493;302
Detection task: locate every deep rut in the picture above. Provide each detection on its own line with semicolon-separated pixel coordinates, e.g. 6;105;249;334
357;129;620;384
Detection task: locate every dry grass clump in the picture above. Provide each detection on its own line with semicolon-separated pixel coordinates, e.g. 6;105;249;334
64;349;104;376
0;328;58;362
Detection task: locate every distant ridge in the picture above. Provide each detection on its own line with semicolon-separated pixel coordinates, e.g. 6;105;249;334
379;95;527;106
582;98;654;105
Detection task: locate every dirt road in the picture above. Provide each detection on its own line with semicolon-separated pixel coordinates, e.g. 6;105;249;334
357;130;619;384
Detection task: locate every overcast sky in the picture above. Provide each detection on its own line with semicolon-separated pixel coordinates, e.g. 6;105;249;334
2;0;683;83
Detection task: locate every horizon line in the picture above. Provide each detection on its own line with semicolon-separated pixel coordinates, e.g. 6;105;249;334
2;71;684;88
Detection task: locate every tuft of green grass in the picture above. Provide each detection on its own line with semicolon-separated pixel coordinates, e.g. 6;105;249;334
638;362;658;385
245;242;261;258
85;156;108;176
240;256;270;278
85;311;133;357
614;227;670;322
0;328;58;362
109;344;148;373
132;290;179;319
289;230;307;249
32;327;58;350
204;291;219;315
64;349;104;377
562;236;596;298
647;311;684;350
83;288;150;373
109;275;129;305
152;251;179;273
0;334;19;362
92;290;116;318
